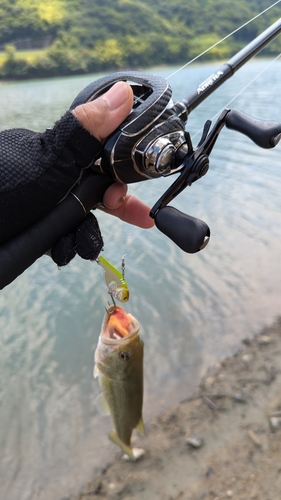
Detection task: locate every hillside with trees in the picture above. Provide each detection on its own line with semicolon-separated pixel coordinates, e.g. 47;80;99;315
0;0;279;79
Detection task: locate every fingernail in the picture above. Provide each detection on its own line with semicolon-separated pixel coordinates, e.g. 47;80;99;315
109;195;126;210
103;82;130;111
115;195;126;208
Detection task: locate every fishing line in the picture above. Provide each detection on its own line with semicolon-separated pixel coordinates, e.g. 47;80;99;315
131;53;281;199
166;0;281;81
125;3;281;244
191;52;281;141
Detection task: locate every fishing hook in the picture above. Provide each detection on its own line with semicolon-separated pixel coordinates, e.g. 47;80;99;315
106;292;117;315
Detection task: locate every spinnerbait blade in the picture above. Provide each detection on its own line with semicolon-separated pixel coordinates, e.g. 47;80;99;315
97;255;129;303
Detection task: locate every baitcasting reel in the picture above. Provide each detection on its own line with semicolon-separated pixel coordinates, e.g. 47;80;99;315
70;70;281;253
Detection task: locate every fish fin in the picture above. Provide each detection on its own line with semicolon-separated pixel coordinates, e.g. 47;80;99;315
135;417;146;436
95;392;111;416
109;430;135;460
93;364;99;379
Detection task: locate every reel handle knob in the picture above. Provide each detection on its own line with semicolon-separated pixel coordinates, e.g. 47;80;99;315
226;109;281;149
154;206;210;254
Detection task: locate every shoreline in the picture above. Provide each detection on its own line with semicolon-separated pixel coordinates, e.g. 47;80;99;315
76;316;281;500
0;56;277;84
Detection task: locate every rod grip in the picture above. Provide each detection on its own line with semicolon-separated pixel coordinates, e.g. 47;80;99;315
0;174;113;289
154;206;210;253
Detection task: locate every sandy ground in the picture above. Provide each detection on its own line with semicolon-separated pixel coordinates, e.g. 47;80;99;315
77;318;281;500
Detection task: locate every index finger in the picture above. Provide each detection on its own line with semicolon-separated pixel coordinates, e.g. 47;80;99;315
98;194;154;229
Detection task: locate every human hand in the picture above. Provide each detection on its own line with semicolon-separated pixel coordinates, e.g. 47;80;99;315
51;82;155;266
72;81;154;229
0;80;154;283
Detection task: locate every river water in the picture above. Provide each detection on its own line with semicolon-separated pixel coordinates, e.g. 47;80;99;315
0;59;281;500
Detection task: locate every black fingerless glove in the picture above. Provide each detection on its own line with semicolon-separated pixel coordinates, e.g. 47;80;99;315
51;211;103;266
0;111;102;244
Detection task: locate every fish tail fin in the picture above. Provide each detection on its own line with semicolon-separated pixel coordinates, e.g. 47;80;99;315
135;417;146;436
109;430;135;460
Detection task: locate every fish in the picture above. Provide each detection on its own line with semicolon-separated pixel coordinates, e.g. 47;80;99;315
94;305;145;460
97;255;129;302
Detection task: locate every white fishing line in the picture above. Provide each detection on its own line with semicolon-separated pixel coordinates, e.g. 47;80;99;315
166;0;281;81
128;4;281;201
130;54;281;197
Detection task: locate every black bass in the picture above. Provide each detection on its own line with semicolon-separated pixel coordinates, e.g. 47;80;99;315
94;305;145;459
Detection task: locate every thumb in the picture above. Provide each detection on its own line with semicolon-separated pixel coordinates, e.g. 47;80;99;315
71;81;134;141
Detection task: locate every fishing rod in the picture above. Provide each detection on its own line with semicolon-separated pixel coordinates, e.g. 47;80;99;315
1;18;281;289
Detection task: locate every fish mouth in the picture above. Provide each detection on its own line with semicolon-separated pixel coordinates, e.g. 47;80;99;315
102;305;138;341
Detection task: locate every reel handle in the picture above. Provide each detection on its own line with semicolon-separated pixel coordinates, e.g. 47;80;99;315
154;206;210;253
226;109;281;149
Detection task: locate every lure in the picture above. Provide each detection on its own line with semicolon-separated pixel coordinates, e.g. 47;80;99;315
97;255;129;303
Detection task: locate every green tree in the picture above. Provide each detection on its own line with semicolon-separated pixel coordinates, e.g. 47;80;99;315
0;0;279;79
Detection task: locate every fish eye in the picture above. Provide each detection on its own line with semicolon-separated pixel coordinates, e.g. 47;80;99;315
120;351;130;361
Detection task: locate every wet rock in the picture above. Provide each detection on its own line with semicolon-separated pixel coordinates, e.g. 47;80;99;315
269;416;281;431
205;376;216;389
247;429;262;448
233;392;247;403
186;435;203;449
122;447;145;461
242;353;253;365
257;335;272;345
